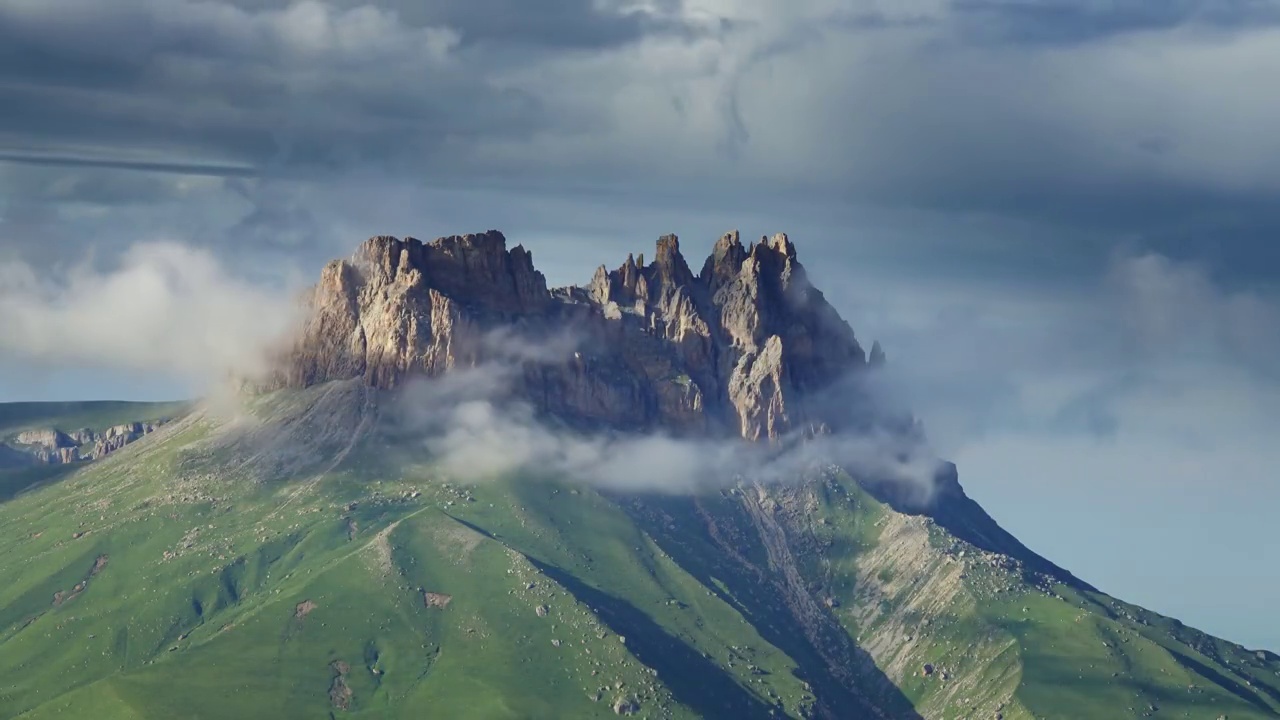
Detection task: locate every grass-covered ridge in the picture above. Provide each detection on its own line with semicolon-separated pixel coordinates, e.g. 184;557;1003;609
0;391;1276;719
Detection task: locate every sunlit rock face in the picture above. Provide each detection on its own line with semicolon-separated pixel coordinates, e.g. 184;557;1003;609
268;230;873;441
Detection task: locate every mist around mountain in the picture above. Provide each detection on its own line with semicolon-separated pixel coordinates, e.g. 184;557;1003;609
0;232;1276;720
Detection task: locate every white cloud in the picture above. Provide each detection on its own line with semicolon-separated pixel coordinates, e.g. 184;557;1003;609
388;335;943;498
1109;249;1280;368
844;247;1280;449
0;241;303;387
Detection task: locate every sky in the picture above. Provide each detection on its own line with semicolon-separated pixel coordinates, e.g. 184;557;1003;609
0;0;1278;652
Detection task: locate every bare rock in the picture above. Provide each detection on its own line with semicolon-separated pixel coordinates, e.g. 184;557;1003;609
267;230;874;443
68;428;97;445
424;592;453;609
16;429;74;449
329;660;353;710
10;419;166;465
869;340;886;367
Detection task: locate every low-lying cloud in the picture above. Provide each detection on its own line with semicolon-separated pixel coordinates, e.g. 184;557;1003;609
1108;248;1280;374
0;241;303;390
839;247;1280;454
834;246;1280;651
387;334;944;500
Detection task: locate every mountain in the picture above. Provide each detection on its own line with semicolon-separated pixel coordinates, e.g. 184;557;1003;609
0;232;1276;720
265;231;870;442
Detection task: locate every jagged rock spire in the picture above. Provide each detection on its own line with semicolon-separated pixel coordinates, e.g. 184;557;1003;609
701;230;748;291
653;234;696;287
271;230;870;441
768;232;796;259
870;341;886;367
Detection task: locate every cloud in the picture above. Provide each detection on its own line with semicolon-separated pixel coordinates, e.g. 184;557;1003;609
844;246;1280;451
3;0;1280;238
0;241;304;388
951;0;1280;45
832;245;1280;649
0;0;681;182
385;332;943;499
0;151;258;178
2;0;1280;333
1108;248;1280;374
0;0;521;181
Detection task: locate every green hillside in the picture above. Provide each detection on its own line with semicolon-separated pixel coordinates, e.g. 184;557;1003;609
0;387;1276;719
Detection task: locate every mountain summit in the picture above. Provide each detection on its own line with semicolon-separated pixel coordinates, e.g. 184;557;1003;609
0;232;1276;720
269;231;871;443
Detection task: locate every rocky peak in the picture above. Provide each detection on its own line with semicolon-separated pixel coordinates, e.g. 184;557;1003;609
700;231;748;292
276;231;556;389
588;234;698;313
653;234;696;288
869;341;886;368
353;231;549;314
271;230;873;442
768;232;797;260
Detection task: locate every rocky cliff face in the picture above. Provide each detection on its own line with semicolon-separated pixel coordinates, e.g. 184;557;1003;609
7;421;164;466
268;230;875;442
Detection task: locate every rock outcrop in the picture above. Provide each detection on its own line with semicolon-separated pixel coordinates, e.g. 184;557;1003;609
16;429;75;449
5;421;165;466
275;232;551;391
267;230;875;442
90;422;160;460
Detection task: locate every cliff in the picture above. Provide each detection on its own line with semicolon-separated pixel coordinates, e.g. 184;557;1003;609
267;230;875;442
7;421;164;465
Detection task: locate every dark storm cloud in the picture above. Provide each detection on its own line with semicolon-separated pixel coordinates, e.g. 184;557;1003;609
229;0;690;49
0;151;258;178
1;0;1280;251
953;0;1280;45
0;0;566;178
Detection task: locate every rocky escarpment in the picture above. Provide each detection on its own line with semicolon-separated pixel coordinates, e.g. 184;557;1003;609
269;230;879;443
7;421;164;466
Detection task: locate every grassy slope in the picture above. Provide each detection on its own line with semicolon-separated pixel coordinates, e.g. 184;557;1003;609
0;396;803;719
0;394;1276;719
810;475;1280;720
